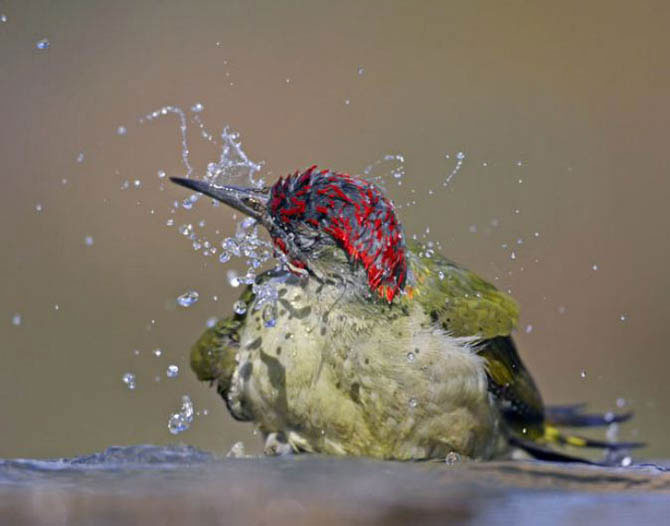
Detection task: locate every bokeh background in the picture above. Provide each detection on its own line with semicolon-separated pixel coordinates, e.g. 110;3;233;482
1;0;669;459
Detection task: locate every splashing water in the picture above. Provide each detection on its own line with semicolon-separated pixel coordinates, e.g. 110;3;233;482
139;105;280;327
122;373;136;390
35;38;51;50
176;290;199;307
168;395;194;435
363;154;406;190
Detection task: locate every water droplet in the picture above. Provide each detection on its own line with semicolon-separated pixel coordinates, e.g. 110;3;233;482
153;348;162;357
445;452;462;465
35;203;43;213
54;304;60;311
345;99;351;105
122;372;136;390
219;251;231;264
206;316;217;328
516;161;523;167
117;125;127;136
619;314;627;322
191;102;204;113
84;235;94;246
120;180;130;190
621;456;632;467
166;218;174;227
11;313;22;326
592;264;599;271
357;66;365;75
227;441;246;458
262;303;277;328
510;251;516;260
1;14;7;22
580;370;587;379
558;306;567;314
227;270;240;288
616;397;627;408
76;152;85;163
177;290;199;307
35;38;51;50
178;224;193;236
132;349;140;356
168;395;194;435
133;179;141;189
166;365;179;378
438;271;445;280
456;151;465;160
157;169;166;179
406;352;415;362
525;324;533;333
233;300;247;315
408;398;418;409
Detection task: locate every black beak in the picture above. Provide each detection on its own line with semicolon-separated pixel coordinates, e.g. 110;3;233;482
170;177;270;223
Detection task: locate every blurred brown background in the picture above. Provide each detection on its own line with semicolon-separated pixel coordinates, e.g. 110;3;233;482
1;0;668;459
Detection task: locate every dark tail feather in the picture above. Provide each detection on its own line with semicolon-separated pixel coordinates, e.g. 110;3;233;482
549;431;645;451
508;436;595;464
545;404;633;428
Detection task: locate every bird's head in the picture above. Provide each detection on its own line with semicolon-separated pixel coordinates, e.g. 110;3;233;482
171;166;408;302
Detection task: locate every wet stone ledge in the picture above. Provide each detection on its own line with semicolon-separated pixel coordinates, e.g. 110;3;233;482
0;446;668;525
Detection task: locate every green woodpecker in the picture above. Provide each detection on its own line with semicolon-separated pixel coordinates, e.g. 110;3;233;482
172;167;638;462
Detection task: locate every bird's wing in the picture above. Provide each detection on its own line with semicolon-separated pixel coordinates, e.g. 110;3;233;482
410;249;545;437
410;249;519;339
189;283;256;393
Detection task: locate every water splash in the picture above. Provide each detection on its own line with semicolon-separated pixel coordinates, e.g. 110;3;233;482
168;395;194;435
139;105;281;327
362;154;406;190
35;38;51;50
177;290;199;307
122;373;136;390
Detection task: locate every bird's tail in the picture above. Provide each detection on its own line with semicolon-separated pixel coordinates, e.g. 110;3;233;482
510;404;643;465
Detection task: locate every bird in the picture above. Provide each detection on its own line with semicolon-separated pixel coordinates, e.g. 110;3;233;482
171;166;639;462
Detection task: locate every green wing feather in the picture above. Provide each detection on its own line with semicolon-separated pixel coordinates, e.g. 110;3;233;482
410;245;545;438
410;246;519;339
190;284;255;395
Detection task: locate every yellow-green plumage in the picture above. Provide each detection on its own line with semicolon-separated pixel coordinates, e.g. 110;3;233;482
175;171;636;463
190;243;541;460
